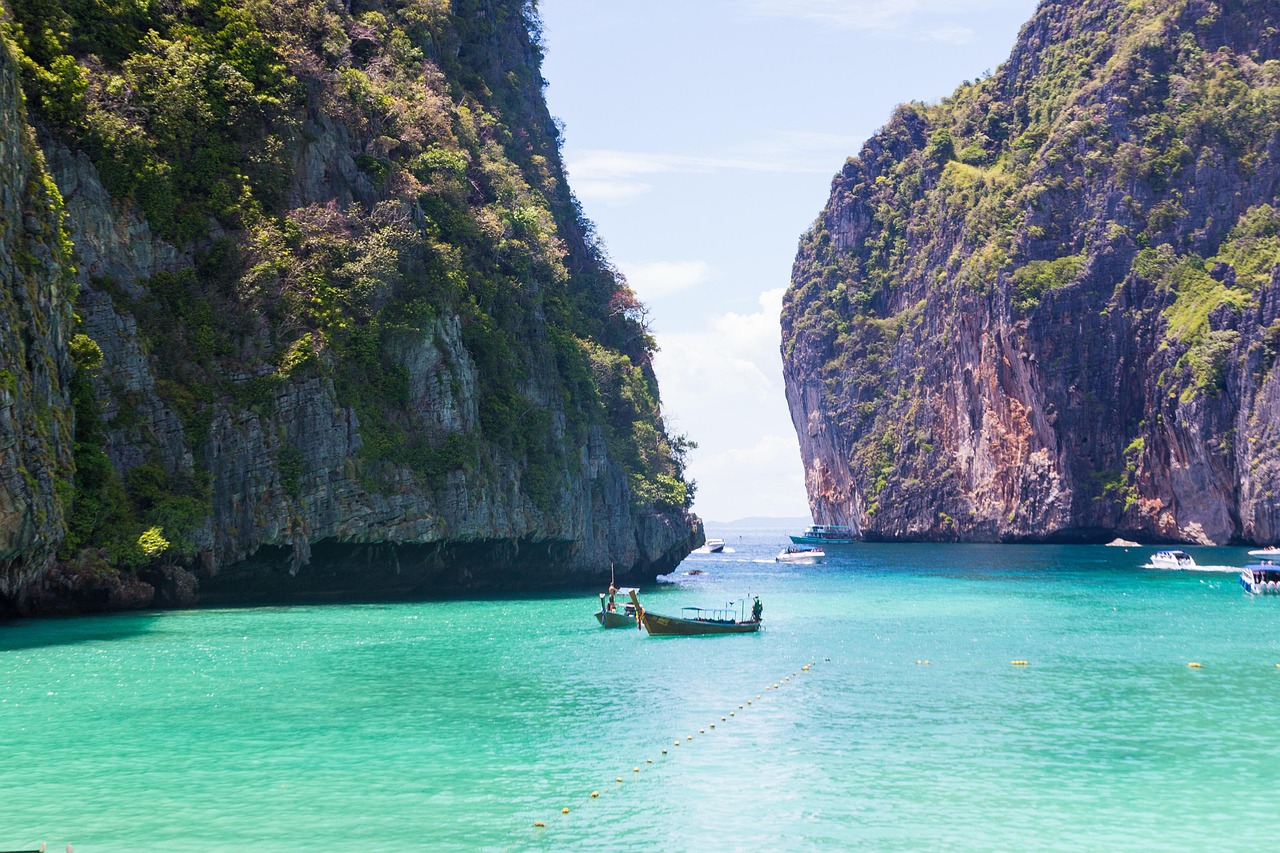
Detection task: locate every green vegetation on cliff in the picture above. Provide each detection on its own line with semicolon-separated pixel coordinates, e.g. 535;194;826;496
1;0;694;589
782;0;1280;543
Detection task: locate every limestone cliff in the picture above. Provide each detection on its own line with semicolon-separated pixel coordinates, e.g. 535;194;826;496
782;0;1280;544
0;35;75;598
0;0;699;614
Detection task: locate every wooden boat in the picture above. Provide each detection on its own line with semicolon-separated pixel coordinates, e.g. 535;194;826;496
596;586;640;628
629;590;762;636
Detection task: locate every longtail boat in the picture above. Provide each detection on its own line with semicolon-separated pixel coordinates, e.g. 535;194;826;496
596;586;640;628
629;590;762;636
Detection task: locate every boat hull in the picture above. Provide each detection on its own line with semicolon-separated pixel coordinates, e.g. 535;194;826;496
596;610;636;629
641;611;761;635
1241;566;1280;594
788;535;855;545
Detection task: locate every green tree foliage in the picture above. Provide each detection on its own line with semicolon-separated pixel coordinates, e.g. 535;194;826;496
781;0;1280;520
7;0;691;577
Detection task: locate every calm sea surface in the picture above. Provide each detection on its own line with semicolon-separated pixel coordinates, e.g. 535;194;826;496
3;526;1278;851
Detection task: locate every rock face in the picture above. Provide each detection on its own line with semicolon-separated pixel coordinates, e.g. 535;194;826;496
781;0;1280;544
0;1;700;614
0;37;75;598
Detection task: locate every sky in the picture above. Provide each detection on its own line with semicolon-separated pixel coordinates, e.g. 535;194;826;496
538;0;1039;523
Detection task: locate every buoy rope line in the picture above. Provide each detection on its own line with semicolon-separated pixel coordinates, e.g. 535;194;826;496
532;658;828;832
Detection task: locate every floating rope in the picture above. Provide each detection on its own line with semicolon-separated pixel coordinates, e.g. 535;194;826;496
533;659;824;831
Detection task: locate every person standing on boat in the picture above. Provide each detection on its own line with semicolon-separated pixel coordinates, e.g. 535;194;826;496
607;584;618;612
752;597;763;622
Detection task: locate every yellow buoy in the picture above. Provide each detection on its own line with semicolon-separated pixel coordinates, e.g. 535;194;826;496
687;736;693;741
729;712;735;717
534;821;545;827
616;777;623;782
662;749;667;755
562;808;570;814
591;791;599;798
647;758;653;763
1011;660;1029;666
633;767;640;773
1188;662;1203;668
802;665;810;671
721;716;727;721
699;729;705;734
710;724;715;729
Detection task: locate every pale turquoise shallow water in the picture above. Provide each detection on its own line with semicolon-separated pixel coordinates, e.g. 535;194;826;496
3;529;1279;851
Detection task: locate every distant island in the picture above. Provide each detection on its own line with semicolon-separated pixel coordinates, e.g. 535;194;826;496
706;517;814;529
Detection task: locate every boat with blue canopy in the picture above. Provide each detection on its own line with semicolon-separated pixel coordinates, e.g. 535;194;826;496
789;524;856;545
1241;563;1280;595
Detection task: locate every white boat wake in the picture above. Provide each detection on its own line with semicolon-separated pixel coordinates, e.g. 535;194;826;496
1144;563;1242;573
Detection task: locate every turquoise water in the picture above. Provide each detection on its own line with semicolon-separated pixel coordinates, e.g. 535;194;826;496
3;528;1278;851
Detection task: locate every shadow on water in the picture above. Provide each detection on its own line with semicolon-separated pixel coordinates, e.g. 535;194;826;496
0;611;161;652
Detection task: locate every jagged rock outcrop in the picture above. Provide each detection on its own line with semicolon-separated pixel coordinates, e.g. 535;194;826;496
782;0;1280;544
0;0;699;614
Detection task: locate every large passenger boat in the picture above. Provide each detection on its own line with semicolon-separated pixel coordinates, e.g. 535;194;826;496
789;524;857;545
1241;564;1280;595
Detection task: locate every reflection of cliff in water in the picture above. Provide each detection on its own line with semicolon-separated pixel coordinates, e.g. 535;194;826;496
0;613;159;652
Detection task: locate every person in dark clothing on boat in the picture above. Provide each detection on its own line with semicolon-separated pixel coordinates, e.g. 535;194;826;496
607;584;618;612
751;597;763;621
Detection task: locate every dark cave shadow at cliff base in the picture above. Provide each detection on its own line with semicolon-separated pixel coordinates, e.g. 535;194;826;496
195;538;677;608
0;611;161;651
193;572;640;610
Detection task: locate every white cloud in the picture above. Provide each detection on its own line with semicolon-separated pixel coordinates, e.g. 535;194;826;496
563;131;848;204
657;288;787;405
623;260;712;301
649;287;810;520
744;0;1026;42
690;434;810;522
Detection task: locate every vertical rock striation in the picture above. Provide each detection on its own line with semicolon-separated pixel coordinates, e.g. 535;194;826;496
0;0;700;614
782;0;1280;544
0;35;75;597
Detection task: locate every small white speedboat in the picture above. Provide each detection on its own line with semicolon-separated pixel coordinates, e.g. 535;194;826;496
776;546;824;563
706;538;725;553
1248;546;1280;558
1150;550;1196;569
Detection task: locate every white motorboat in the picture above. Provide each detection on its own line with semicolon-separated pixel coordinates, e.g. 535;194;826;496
1248;546;1280;558
706;538;725;553
1150;549;1196;569
776;545;825;563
